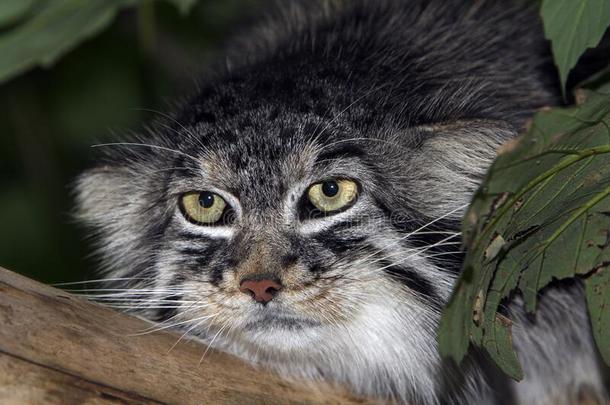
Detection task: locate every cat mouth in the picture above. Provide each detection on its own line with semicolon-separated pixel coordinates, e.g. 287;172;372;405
243;312;322;331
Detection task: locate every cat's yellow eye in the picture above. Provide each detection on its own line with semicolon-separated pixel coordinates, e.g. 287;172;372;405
180;191;227;224
307;179;358;213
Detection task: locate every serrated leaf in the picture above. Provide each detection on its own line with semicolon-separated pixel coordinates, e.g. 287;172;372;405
541;0;610;92
438;86;610;379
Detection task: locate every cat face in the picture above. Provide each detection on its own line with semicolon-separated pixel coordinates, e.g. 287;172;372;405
143;118;452;353
75;74;512;365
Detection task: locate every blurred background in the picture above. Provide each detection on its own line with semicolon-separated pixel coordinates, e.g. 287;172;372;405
0;0;263;284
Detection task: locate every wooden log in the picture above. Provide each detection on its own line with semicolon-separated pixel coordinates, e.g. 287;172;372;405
0;353;160;404
0;266;372;404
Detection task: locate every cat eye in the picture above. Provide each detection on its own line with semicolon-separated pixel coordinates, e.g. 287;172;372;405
307;179;358;214
180;191;229;225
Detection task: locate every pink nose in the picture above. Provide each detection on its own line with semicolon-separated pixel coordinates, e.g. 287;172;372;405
239;278;282;303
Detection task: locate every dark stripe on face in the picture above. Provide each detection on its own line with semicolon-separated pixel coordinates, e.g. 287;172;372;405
153;274;185;322
172;238;229;285
176;230;215;240
312;218;368;254
191;239;225;268
315;143;366;165
281;254;298;267
169;156;200;178
405;218;461;246
308;262;330;274
325;217;367;232
154;295;180;322
371;201;464;275
379;259;441;309
208;243;242;286
208;261;226;286
316;235;367;254
372;198;419;232
176;247;206;256
175;242;218;264
427;251;464;275
404;218;463;275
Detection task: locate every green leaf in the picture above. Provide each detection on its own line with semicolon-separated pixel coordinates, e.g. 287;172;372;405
0;0;138;85
0;0;198;85
541;0;610;92
482;314;523;380
437;267;474;364
438;86;610;379
0;0;37;28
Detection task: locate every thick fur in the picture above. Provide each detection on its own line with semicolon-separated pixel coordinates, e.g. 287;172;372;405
75;0;607;403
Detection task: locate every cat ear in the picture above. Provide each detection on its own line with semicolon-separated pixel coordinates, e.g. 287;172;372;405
74;166;148;274
405;119;515;220
74;166;135;228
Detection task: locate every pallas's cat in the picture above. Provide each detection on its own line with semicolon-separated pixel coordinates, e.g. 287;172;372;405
75;1;607;403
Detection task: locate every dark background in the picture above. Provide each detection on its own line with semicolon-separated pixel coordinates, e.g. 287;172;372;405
0;0;262;284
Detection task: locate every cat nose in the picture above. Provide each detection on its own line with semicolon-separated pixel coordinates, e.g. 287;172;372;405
239;278;282;304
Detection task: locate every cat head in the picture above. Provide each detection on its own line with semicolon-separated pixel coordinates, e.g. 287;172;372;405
74;0;557;399
74;69;512;367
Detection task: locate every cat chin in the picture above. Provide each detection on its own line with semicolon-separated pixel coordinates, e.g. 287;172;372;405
233;322;326;353
217;321;444;405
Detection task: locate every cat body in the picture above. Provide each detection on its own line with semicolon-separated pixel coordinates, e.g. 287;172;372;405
76;0;607;403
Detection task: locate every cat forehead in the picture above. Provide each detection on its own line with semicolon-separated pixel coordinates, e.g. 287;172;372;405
160;117;380;205
198;138;317;182
189;133;369;184
176;106;369;169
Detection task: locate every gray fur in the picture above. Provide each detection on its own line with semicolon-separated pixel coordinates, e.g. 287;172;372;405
75;0;607;403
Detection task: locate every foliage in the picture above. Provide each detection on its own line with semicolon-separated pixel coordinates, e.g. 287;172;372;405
0;0;197;85
439;1;610;380
439;83;610;378
540;0;610;92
